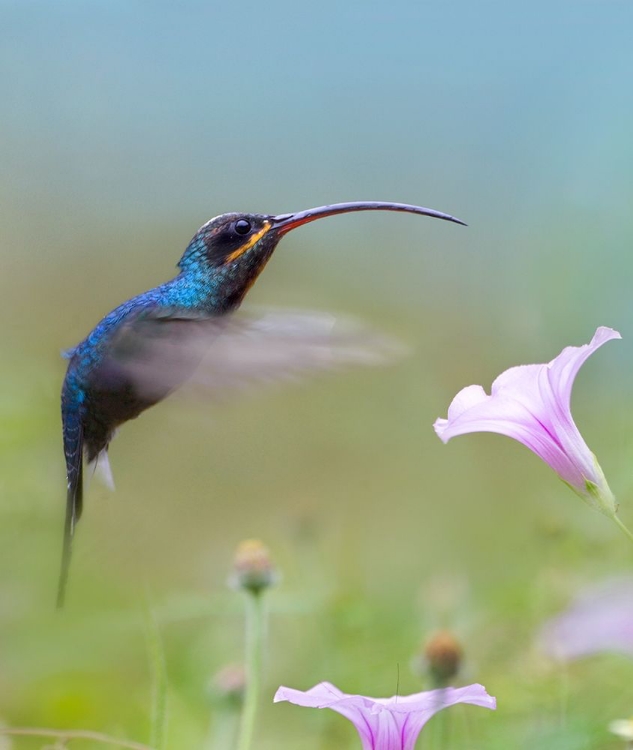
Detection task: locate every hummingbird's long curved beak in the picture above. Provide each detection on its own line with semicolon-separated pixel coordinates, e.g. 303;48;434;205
271;201;467;235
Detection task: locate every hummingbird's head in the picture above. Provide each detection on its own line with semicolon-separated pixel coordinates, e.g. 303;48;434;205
177;202;466;307
178;212;279;273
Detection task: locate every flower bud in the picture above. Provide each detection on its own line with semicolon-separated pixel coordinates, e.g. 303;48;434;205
422;630;463;685
209;663;246;708
229;539;279;594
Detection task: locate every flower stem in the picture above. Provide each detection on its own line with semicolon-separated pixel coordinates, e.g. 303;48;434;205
143;598;168;750
207;710;240;750
236;591;266;750
612;514;633;545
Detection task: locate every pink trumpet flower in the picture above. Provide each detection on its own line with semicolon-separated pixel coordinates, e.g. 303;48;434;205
274;681;496;750
434;327;621;521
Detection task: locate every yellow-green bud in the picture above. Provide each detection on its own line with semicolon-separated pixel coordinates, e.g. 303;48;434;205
229;539;279;594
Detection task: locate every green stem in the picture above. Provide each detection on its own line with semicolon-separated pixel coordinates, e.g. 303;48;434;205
143;600;168;750
236;592;266;750
613;514;633;545
557;662;569;728
206;710;240;750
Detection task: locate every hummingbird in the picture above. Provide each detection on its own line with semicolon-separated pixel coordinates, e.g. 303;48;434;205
59;200;465;606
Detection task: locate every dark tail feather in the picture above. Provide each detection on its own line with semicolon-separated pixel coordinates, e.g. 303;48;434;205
57;466;83;608
58;412;84;609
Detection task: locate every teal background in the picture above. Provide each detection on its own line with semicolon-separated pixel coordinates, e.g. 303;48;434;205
1;2;633;747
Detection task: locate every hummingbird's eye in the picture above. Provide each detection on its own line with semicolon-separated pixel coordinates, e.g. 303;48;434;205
234;219;252;235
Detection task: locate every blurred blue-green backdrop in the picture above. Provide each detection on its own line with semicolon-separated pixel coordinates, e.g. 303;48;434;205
2;2;633;748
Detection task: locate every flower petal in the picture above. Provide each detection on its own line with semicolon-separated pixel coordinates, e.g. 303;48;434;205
445;384;488;421
274;681;345;708
539;578;633;661
275;683;378;749
434;389;582;486
275;682;496;750
546;327;621;411
395;685;496;750
376;683;496;713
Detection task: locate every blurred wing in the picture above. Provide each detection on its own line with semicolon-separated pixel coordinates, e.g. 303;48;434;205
117;308;406;402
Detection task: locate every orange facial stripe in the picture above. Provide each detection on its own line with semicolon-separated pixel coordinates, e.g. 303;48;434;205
224;222;271;264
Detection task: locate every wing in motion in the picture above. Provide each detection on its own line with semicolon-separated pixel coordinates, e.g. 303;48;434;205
113;308;406;401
